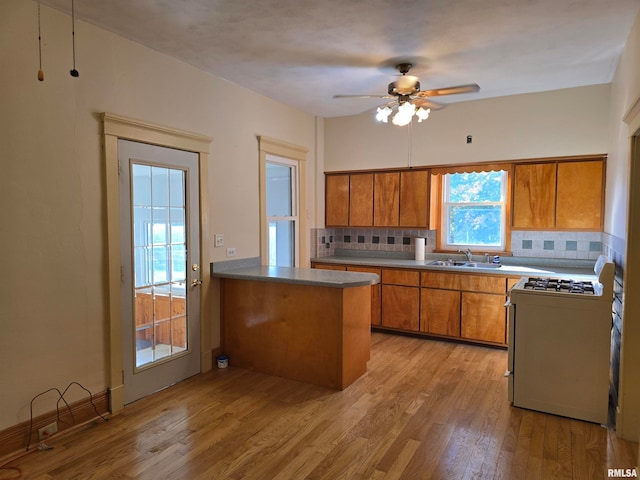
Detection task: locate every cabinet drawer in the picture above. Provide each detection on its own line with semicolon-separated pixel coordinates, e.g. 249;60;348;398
382;269;420;286
313;263;347;271
347;266;381;276
421;271;504;294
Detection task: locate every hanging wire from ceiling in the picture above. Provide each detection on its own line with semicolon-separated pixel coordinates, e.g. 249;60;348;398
37;0;44;81
69;0;79;77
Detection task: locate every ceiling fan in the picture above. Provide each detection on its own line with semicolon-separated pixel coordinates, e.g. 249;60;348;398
334;63;480;126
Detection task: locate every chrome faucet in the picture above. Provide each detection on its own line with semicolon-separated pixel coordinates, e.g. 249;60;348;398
458;248;473;261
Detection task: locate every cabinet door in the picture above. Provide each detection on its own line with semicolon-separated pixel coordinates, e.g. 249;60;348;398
461;292;506;344
348;266;381;326
512;163;556;229
325;175;349;226
349;173;374;226
399;170;429;227
556;160;603;230
420;288;460;336
381;285;419;331
374;172;400;226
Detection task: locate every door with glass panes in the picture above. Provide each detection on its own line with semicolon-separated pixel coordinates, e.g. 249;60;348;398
119;140;201;404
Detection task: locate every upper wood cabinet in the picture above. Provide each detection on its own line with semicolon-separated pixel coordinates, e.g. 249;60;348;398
325;174;349;226
556;160;603;229
374;172;400;226
399;170;429;227
512;158;605;231
325;168;430;228
350;173;374;226
512;163;556;229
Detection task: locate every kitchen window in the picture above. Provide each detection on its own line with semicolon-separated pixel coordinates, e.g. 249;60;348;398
265;157;299;267
441;170;508;252
258;136;309;267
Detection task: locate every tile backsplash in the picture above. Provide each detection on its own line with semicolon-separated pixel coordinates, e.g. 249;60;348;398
511;231;603;260
313;228;604;260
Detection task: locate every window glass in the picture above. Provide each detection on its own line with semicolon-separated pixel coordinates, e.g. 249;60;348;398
442;171;507;251
265;158;298;267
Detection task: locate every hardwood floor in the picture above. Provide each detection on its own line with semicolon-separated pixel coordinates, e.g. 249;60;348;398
4;333;637;479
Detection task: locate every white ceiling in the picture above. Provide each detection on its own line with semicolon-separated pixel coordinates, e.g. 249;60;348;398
40;0;640;118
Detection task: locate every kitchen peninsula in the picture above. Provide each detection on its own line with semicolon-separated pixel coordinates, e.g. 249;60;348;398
211;258;380;390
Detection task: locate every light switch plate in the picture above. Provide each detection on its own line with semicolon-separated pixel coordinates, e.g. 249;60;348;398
214;234;223;247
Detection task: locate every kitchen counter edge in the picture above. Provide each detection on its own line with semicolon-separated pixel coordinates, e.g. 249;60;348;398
211;258;379;288
310;256;596;278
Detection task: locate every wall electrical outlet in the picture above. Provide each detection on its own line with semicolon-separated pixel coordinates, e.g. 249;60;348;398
214;234;224;247
38;422;58;440
226;247;236;257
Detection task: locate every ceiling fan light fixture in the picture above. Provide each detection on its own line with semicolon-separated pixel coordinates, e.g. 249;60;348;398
376;105;392;123
416;107;430;122
391;102;415;126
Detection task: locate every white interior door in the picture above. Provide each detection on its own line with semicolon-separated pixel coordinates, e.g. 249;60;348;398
119;139;201;404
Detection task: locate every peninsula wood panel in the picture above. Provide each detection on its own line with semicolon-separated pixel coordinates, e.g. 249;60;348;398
512;163;557;229
325;174;349;226
222;278;371;390
374;172;400;226
399;170;429;227
420;288;461;336
556;160;603;229
349;173;374;226
461;292;506;344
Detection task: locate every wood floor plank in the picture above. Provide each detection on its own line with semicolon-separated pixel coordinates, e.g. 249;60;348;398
4;333;637;479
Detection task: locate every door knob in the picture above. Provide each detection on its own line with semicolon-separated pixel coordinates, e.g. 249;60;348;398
191;279;202;287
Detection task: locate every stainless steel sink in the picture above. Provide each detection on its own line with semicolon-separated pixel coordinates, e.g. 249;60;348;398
428;260;502;269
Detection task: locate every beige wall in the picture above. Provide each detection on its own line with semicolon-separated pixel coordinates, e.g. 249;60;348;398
324;84;610;172
0;0;318;431
609;8;640;443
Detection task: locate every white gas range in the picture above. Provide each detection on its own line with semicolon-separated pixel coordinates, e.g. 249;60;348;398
506;255;615;424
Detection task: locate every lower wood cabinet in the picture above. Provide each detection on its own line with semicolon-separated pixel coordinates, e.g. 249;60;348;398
421;271;507;346
381;284;419;331
312;262;509;346
420;288;460;336
347;265;381;326
460;292;506;344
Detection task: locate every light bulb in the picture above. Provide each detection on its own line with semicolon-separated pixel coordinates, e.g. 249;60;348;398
416;107;431;122
376;106;392;123
392;102;416;126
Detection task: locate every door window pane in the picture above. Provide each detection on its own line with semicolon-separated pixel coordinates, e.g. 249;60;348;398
132;164;189;367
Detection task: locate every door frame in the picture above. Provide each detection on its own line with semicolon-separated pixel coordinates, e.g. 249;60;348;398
103;113;212;414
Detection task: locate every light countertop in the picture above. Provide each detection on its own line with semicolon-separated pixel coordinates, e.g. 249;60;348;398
310;255;597;279
211;258;379;288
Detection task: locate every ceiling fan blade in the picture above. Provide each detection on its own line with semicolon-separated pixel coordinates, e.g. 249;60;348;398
411;98;446;110
417;83;480;97
333;94;393;99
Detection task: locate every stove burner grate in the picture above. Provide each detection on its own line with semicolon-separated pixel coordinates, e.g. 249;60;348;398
522;277;595;294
